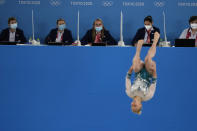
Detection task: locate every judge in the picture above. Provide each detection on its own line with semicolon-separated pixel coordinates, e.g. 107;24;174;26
81;18;117;46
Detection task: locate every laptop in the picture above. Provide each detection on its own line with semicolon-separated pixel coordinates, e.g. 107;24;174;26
143;43;152;47
0;41;19;45
92;42;107;46
175;39;195;47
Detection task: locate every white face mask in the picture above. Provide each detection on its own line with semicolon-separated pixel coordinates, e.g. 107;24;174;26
191;23;197;30
95;26;103;32
145;25;152;31
10;23;17;29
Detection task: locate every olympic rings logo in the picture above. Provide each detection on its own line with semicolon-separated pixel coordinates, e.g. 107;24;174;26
50;0;62;6
102;1;113;7
154;1;165;7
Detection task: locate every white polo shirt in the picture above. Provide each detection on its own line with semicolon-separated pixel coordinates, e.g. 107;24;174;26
180;28;197;46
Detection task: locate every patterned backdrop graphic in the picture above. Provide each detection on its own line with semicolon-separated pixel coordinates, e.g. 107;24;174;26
0;0;196;44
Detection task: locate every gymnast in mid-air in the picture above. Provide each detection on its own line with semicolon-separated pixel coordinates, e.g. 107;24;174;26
126;32;160;115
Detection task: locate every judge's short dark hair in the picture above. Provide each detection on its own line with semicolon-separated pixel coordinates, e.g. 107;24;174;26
189;16;197;24
56;18;65;25
8;17;17;24
144;16;153;23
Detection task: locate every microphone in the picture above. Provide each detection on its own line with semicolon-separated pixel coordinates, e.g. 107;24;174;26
118;10;125;46
32;9;35;41
161;11;171;47
74;10;81;46
163;11;167;43
31;9;40;45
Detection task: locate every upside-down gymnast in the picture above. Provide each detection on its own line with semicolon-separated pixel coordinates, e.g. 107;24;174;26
125;32;160;115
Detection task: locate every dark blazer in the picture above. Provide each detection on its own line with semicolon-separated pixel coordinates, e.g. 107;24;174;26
0;28;27;43
45;28;73;45
132;26;160;46
81;29;117;45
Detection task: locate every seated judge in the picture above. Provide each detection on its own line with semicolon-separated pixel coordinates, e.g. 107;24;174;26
179;16;197;46
132;16;160;46
45;18;73;45
0;17;27;43
81;18;117;46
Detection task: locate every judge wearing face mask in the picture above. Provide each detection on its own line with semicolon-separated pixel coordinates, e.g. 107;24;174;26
179;16;197;46
81;18;117;46
45;18;73;45
0;17;27;43
132;16;160;46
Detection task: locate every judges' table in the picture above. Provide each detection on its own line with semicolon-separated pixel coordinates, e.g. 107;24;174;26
0;45;197;131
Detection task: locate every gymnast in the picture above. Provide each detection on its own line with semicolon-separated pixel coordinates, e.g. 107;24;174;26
125;32;160;115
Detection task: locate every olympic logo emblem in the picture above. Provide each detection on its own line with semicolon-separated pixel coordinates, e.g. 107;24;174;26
50;0;62;6
154;1;165;7
102;1;113;7
0;0;5;5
